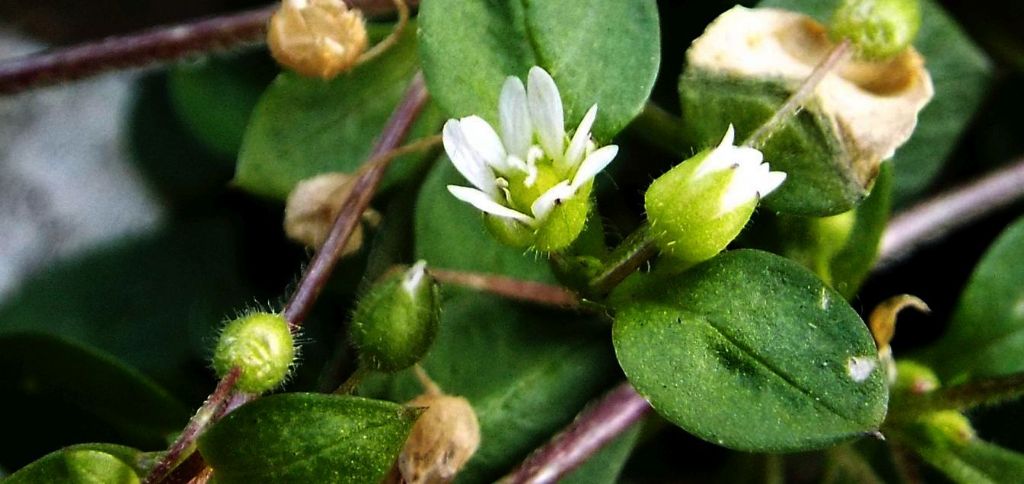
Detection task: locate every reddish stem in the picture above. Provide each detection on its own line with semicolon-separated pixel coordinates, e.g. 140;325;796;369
143;367;240;484
0;0;418;95
282;72;428;328
430;268;581;308
500;382;652;484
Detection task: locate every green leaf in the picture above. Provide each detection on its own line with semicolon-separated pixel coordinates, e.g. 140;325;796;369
418;0;660;140
5;444;144;484
558;424;641;484
414;160;556;282
199;393;416;484
612;249;888;452
758;0;993;206
924;216;1024;382
168;53;276;157
0;334;188;470
0;218;255;398
235;23;444;200
358;290;617;483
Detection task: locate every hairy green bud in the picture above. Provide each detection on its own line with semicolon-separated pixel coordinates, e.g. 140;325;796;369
212;312;295;393
830;0;922;60
351;261;440;372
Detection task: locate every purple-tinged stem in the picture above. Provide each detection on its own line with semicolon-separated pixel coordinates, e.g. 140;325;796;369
499;382;652;484
0;0;418;95
878;156;1024;268
143;367;240;484
431;268;582;309
282;72;428;328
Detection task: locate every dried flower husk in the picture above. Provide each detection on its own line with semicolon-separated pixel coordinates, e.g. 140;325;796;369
268;0;369;79
680;6;933;216
284;172;380;254
398;370;480;484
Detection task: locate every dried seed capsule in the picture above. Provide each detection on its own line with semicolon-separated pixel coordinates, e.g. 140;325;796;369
267;0;369;79
830;0;922;60
283;172;380;253
212;312;295;393
351;262;440;372
399;368;480;484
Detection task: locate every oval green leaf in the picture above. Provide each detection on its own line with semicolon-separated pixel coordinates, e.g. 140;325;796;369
198;393;417;484
418;0;660;140
234;23;444;200
612;249;888;451
924;216;1024;382
6;444;144;484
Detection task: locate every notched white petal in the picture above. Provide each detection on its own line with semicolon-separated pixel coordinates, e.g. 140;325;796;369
499;76;532;160
757;170;787;197
571;144;618;189
527;67;565;160
530;181;576;222
563;104;598;172
443;120;496;195
447;185;535;226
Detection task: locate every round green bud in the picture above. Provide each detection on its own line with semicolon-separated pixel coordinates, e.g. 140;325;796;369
351;261;440;372
919;410;975;446
212;312;295;393
893;360;940;395
830;0;922;60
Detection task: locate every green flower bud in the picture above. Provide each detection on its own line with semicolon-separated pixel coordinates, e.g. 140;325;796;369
919;410;975;446
645;126;786;269
830;0;922;60
212;312;295;393
893;360;940;395
351;261;440;372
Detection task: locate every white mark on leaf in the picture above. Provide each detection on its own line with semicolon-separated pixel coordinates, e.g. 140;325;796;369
847;356;876;383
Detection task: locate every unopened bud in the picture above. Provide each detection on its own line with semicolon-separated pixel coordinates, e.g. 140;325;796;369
212;312;295;393
893;360;940;395
268;0;369;79
284;172;380;254
351;262;440;372
645;125;785;269
920;410;975;446
830;0;922;60
399;367;480;484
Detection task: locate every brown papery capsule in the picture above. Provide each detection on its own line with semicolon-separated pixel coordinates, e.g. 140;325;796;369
284;172;380;254
399;367;481;484
267;0;369;79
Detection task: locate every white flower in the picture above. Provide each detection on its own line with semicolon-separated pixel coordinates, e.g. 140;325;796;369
693;125;786;215
442;66;618;228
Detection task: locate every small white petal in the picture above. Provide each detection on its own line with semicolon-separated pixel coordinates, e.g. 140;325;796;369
757;170;787;197
447;185;535;226
719;164;761;215
562;104;598;172
443;120;496;195
527;66;565;161
719;124;736;149
402;260;428;295
499;76;532;160
458;116;510;173
530;181;576;222
571;145;618;189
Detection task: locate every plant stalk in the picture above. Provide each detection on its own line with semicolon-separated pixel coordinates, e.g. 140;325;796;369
0;0;418;95
431;268;581;308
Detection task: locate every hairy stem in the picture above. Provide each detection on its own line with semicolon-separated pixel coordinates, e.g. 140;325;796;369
588;224;657;296
431;268;581;308
143;367;240;484
498;382;652;484
283;72;428;328
877;156;1024;267
742;39;853;148
893;372;1024;418
0;0;418;95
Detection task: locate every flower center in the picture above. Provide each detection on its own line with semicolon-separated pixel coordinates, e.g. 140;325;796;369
505;163;561;216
